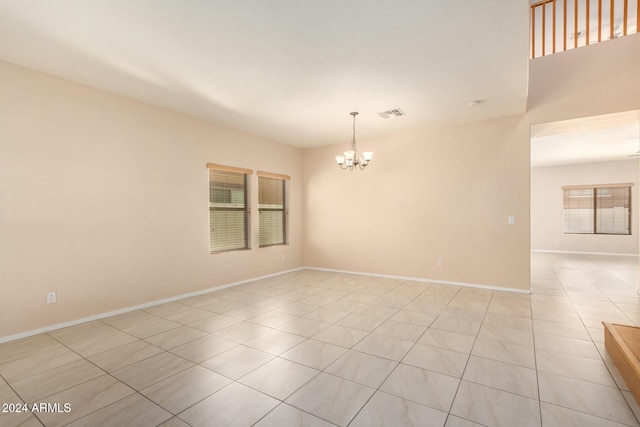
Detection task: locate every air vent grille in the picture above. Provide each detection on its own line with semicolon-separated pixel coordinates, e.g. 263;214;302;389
378;109;405;119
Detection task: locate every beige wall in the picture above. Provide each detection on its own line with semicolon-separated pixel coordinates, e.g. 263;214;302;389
303;116;531;290
531;160;639;254
0;61;304;338
303;33;640;291
2;33;640;338
527;34;640;123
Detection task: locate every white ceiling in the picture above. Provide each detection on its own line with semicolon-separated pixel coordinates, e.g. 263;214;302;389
0;0;529;148
531;111;640;168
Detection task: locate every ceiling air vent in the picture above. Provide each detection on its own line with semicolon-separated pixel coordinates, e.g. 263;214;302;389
378;109;405;119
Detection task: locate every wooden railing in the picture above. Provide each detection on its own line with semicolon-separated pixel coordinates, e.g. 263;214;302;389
531;0;639;58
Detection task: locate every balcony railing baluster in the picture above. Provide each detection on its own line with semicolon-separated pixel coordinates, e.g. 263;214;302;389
531;0;638;58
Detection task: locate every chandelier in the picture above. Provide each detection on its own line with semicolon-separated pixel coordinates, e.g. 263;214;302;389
335;112;373;171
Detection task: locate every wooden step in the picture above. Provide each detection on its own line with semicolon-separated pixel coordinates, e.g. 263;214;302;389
603;322;640;405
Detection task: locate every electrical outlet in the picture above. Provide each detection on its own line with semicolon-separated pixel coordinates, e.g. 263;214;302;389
47;292;57;304
437;258;444;267
508;216;515;225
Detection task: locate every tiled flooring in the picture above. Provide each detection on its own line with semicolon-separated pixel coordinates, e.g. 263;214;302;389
1;253;640;426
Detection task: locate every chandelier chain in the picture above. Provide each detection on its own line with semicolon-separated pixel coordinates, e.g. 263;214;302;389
351;112;357;151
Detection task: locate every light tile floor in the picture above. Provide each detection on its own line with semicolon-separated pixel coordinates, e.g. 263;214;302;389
1;253;640;426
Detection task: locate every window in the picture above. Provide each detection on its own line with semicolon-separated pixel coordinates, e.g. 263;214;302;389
563;184;631;235
258;171;289;247
208;163;252;253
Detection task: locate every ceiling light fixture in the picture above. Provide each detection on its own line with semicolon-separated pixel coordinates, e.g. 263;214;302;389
335;112;373;171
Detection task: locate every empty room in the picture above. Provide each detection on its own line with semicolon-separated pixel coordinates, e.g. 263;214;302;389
2;1;640;426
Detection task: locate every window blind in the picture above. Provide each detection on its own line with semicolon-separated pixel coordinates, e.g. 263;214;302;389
258;172;289;247
596;186;631;235
563;184;631;235
208;164;252;253
563;188;595;233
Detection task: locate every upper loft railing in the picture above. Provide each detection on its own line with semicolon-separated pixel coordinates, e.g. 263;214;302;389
531;0;639;58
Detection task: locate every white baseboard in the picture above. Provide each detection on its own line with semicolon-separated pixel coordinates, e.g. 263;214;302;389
305;266;531;294
531;249;639;257
0;267;304;344
0;265;534;344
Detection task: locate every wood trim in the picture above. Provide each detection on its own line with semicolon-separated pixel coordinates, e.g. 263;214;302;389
257;171;290;181
623;0;628;36
207;163;253;175
603;322;640;405
611;0;615;40
532;6;537;57
598;0;603;42
574;0;579;49
564;0;568;50
562;183;634;190
542;4;546;56
586;0;590;45
553;0;557;53
531;0;555;7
